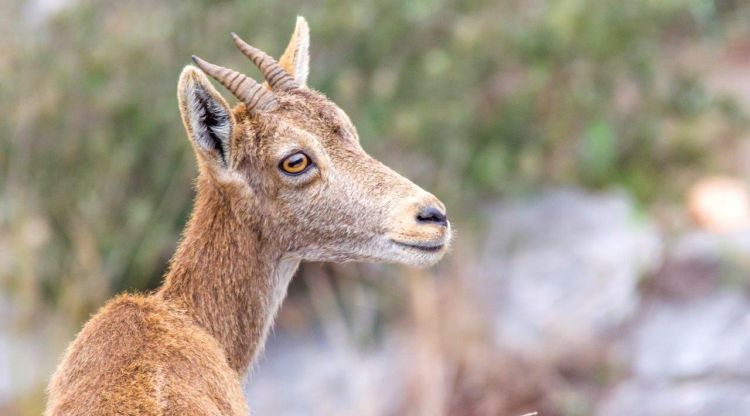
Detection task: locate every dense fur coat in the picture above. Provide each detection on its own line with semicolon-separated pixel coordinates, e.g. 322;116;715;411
45;17;450;415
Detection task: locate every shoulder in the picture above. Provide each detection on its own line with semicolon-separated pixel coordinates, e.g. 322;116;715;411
46;293;245;415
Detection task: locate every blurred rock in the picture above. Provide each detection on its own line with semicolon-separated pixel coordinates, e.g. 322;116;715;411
632;293;750;381
246;332;402;416
598;380;750;416
479;188;662;360
599;293;750;415
671;230;750;264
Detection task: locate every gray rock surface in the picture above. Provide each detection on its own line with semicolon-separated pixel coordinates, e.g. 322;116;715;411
479;188;662;359
245;332;402;416
599;292;750;415
632;293;750;381
598;380;750;416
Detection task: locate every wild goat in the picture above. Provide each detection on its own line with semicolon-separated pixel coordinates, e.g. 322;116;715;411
45;17;451;415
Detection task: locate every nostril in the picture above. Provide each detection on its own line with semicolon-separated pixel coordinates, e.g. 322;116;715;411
416;206;448;226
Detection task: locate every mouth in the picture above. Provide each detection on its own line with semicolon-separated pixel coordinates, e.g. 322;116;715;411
391;240;445;253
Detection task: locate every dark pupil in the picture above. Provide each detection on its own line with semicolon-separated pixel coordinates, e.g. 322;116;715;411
287;154;304;167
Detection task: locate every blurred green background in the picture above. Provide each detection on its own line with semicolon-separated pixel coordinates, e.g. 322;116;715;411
3;0;750;415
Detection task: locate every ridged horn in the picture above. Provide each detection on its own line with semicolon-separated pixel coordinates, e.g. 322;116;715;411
231;32;300;91
191;55;278;113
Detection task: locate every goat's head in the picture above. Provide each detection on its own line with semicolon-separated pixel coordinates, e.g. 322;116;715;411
178;17;451;267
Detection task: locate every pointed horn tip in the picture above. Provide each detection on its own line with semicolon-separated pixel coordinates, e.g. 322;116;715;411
191;55;215;73
231;32;257;51
190;55;219;76
230;32;248;45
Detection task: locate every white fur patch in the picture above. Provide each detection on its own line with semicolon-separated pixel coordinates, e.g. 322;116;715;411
241;256;300;381
270;256;301;315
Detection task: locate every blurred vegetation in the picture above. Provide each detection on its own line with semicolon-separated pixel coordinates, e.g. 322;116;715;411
2;0;750;318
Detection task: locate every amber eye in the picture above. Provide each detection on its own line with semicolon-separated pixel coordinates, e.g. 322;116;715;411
279;152;311;175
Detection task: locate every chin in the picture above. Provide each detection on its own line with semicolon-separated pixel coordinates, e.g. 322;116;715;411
379;234;451;268
397;253;446;267
393;247;448;267
301;231;452;267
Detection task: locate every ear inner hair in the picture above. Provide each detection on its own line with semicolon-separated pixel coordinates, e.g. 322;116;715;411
189;84;231;165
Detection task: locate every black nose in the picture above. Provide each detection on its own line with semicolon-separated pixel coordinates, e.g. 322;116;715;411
416;206;448;226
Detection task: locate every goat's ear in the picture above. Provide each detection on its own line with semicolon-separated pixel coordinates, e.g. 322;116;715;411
177;66;235;168
278;16;310;86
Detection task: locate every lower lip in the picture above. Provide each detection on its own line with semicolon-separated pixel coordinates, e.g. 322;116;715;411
393;241;444;252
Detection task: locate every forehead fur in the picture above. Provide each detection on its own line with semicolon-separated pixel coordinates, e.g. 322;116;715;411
232;88;358;149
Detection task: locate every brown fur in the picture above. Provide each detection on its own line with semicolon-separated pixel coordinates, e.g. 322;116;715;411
45;17;450;415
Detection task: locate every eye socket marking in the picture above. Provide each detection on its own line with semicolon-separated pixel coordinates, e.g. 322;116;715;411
279;152;312;175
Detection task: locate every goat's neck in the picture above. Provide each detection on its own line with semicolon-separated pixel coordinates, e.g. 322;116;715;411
157;174;298;373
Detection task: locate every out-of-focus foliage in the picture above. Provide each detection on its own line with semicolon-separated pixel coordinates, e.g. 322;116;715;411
2;0;749;315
